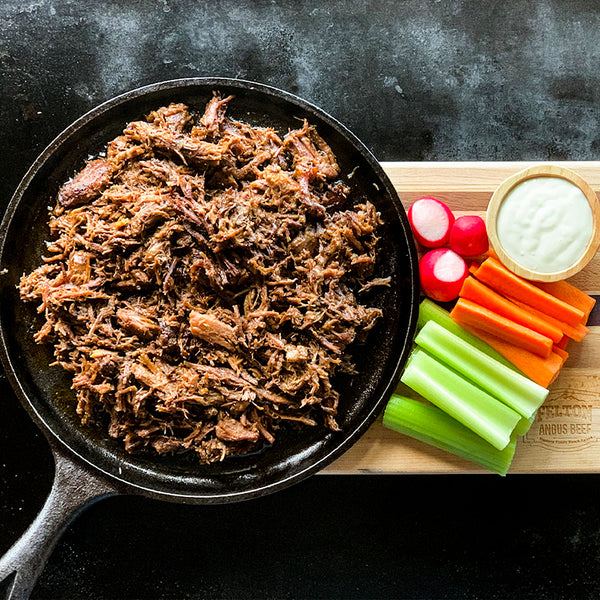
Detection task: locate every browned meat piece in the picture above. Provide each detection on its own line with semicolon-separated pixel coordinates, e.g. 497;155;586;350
124;120;224;165
199;93;234;135
19;95;385;464
285;344;309;363
215;417;260;442
67;251;91;284
189;311;236;350
116;309;160;339
147;103;192;133
283;121;339;180
127;201;171;236
359;277;392;293
58;158;113;207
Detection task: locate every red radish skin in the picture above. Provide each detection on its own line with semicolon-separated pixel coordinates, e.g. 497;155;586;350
408;197;455;248
449;215;489;257
420;248;468;302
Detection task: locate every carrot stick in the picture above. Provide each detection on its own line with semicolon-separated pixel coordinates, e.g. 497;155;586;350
533;280;596;322
552;345;569;361
511;299;589;343
555;335;570;351
474;258;585;326
459;277;563;344
460;324;564;388
451;298;554;358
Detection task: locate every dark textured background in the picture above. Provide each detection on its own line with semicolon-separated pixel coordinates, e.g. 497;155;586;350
2;1;600;598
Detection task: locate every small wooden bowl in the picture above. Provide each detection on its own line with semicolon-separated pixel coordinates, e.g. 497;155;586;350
486;164;600;282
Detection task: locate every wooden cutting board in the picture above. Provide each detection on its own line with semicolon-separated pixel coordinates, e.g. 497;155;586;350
324;161;600;475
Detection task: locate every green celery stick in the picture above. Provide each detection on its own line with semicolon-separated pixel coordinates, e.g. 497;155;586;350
415;320;548;419
383;395;517;476
401;348;521;450
417;298;520;372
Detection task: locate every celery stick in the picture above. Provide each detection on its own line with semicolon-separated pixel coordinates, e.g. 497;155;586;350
401;349;521;450
415;321;548;419
383;395;517;476
417;298;519;372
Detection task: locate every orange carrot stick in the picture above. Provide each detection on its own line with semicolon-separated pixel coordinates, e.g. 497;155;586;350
474;258;585;326
459;277;563;343
512;299;589;343
450;298;554;358
460;324;564;388
552;345;569;361
533;280;596;322
555;335;570;351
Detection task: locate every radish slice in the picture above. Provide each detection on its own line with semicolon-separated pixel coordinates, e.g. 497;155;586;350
449;215;489;257
408;197;455;248
420;248;468;302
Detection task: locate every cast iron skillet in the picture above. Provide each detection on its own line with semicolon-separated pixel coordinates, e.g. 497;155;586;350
0;78;418;599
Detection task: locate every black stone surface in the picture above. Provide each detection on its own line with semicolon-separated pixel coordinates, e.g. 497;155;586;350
2;1;600;598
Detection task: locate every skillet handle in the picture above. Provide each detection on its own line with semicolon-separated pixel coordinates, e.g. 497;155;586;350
0;444;118;600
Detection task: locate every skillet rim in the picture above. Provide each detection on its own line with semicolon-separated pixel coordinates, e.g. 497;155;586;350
0;77;419;502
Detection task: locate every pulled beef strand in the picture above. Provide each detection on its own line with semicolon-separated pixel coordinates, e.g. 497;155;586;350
19;95;388;463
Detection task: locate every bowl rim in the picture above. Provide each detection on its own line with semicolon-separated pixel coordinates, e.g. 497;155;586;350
486;163;600;282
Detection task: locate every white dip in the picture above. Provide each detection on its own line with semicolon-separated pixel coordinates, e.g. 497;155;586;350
496;176;593;273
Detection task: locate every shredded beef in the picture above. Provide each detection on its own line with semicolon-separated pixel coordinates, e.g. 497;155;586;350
19;94;389;463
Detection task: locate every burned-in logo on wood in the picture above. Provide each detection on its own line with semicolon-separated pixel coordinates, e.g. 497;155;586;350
522;387;597;451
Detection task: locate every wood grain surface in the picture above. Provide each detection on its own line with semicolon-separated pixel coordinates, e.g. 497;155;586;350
324;161;600;474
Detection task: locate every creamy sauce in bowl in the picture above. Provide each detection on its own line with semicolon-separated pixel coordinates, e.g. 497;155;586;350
496;176;593;274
